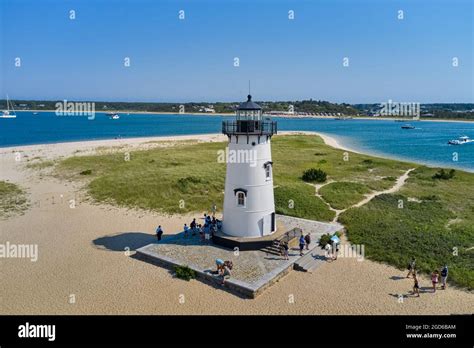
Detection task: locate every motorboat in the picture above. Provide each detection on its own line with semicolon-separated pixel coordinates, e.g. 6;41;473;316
448;135;474;145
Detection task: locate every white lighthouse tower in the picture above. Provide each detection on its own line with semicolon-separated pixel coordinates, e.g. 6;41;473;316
221;95;277;238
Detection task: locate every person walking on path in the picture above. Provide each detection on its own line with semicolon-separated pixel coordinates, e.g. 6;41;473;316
299;234;306;256
412;272;420;297
304;233;311;250
431;270;439;293
156;225;163;241
406;257;416;278
440;265;448;290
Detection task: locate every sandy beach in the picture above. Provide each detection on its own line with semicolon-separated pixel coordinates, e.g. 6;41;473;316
1;132;472;315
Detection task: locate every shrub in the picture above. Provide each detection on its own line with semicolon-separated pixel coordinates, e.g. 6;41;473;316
302;168;327;183
79;169;92;175
319;233;331;248
432;169;455;180
174;265;196;281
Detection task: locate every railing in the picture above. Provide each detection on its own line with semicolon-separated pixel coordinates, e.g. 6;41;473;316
222;120;277;136
276;227;302;245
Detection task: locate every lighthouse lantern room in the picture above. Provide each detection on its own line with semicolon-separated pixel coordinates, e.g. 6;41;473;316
221;95;277;238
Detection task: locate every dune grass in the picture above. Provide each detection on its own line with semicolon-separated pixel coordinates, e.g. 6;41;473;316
0;181;28;218
319;182;371;210
55;134;474;288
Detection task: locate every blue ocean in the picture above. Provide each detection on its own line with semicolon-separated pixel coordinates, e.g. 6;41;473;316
1;112;473;172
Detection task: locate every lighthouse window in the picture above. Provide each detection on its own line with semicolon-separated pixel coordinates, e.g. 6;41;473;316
237;192;245;206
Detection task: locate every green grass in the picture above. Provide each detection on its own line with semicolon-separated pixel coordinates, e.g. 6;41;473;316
54;135;474;288
275;183;334;221
319;182;371;210
0;181;28;218
339;166;474;289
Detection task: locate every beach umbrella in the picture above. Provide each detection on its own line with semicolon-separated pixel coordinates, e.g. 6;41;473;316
330;235;340;244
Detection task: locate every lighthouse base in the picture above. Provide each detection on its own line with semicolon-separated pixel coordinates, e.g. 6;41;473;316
213;224;291;251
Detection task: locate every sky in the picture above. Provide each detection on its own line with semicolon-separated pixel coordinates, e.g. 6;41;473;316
0;0;473;103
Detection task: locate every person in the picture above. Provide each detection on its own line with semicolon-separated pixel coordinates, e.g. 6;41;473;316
299;234;305;256
282;242;289;260
406;257;416;278
220;261;233;285
215;258;225;273
183;223;189;238
198;224;204;242
333;242;339;260
204;223;211;243
304;233;311;250
324;242;332;260
431;270;439;293
412;272;420;297
156;225;163;241
440;265;448;290
190;218;197;236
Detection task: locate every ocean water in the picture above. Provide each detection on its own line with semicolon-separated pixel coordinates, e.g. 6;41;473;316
1;112;473;171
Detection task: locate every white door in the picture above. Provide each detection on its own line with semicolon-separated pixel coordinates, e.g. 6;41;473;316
263;214;271;236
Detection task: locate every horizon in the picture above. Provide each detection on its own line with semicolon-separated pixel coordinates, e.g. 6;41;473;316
1;0;473;103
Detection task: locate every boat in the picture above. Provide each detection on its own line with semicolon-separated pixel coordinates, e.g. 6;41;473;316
448;135;474;145
106;112;120;120
33;112;38;115
401;124;415;129
1;95;17;118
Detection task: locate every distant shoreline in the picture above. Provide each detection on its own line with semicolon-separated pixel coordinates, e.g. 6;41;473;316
14;110;474;123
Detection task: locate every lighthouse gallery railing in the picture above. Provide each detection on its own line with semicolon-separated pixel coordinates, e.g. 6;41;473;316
222;120;277;136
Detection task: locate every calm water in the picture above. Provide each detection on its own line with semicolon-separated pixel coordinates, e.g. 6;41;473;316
1;112;473;171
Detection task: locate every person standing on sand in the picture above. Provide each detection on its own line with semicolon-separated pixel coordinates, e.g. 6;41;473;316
406;257;416;278
304;233;311;250
412;272;420;297
156;225;163;241
431;270;439;293
440;265;448;290
299;234;306;256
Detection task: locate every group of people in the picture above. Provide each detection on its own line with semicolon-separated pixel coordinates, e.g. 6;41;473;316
407;257;449;297
276;233;312;259
155;213;222;243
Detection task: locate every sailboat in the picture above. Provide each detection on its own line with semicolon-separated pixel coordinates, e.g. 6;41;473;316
1;96;17;118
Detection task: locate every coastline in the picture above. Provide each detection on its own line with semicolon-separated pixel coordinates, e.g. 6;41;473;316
15;110;474;123
0;132;358;164
1;131;472;173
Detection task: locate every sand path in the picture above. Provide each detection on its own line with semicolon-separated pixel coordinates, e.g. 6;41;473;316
311;168;415;222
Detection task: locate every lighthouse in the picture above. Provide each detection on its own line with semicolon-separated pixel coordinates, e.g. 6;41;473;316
221;95;277;238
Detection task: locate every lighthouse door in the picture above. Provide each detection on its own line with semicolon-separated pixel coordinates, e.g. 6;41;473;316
263;214;272;236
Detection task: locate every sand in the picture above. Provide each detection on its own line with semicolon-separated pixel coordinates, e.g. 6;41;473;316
0;133;472;315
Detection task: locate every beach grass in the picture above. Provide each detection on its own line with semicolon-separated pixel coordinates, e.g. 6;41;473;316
319;182;371;210
0;181;28;218
55;134;474;288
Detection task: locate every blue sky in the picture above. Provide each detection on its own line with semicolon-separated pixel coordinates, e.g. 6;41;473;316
1;0;472;103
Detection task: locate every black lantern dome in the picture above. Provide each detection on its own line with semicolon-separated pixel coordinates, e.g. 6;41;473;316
222;95;277;137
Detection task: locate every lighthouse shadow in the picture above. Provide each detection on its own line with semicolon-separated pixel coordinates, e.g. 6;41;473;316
93;231;156;251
